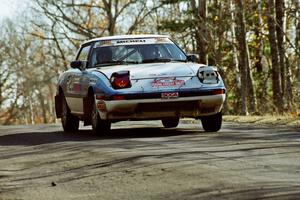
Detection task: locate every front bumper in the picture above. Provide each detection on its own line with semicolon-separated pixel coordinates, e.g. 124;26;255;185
97;93;225;120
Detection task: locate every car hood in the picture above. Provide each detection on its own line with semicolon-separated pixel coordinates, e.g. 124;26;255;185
95;62;206;80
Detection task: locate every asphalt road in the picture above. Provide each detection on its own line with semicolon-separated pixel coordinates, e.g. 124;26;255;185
0;121;299;200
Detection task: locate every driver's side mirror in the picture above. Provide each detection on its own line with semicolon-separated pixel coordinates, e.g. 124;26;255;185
70;60;83;69
187;54;199;63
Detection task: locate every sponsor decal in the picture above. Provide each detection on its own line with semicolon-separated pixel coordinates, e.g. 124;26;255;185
89;78;97;85
149;73;167;76
161;92;179;99
151;78;185;87
116;39;146;44
94;38;172;47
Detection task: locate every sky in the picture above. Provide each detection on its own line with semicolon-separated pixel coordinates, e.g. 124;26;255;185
0;0;28;20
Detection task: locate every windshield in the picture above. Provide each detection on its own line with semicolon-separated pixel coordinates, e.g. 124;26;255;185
90;43;187;67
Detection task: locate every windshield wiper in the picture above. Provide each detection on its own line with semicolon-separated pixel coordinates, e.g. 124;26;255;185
142;58;172;63
171;59;187;63
142;58;187;63
95;60;139;67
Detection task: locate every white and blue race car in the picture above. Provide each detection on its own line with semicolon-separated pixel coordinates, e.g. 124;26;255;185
55;35;226;134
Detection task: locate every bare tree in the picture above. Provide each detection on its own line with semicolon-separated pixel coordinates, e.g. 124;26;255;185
0;20;22;123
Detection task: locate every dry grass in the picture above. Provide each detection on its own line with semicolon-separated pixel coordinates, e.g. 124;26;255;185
223;115;300;127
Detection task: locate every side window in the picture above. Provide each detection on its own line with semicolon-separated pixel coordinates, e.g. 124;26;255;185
77;45;91;61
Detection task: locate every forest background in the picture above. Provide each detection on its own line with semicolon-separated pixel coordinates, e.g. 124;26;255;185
0;0;299;125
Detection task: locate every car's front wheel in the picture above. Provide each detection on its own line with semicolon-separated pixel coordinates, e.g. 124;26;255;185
201;112;222;132
162;117;179;128
91;98;111;135
61;96;79;132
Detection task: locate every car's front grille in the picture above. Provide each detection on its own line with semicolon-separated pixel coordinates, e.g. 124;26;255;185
135;101;199;113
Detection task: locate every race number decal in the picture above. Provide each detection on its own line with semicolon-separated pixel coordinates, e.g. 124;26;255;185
161;92;179;99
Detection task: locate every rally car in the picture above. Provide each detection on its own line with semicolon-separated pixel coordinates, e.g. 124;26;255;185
55;35;226;134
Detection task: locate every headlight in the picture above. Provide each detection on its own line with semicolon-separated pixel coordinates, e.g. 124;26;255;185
110;70;132;89
197;67;219;84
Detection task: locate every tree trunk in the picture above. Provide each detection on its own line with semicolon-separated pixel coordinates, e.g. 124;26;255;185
235;0;250;115
246;55;256;113
294;1;300;86
266;0;283;113
242;2;256;113
255;0;267;113
29;97;35;125
104;0;116;36
195;0;207;64
229;0;242;113
285;58;293;109
212;1;229;113
254;0;264;74
38;92;48;124
283;1;294;110
275;0;286;102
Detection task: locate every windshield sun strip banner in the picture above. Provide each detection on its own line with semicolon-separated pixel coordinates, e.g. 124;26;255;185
94;38;172;48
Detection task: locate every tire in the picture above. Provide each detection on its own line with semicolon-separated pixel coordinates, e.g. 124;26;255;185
61;96;79;132
201;112;222;132
91;97;111;135
162;117;179;128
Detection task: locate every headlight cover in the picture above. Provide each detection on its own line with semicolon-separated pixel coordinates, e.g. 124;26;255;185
197;66;219;84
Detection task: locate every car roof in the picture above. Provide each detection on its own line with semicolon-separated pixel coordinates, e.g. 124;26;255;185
83;34;170;45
